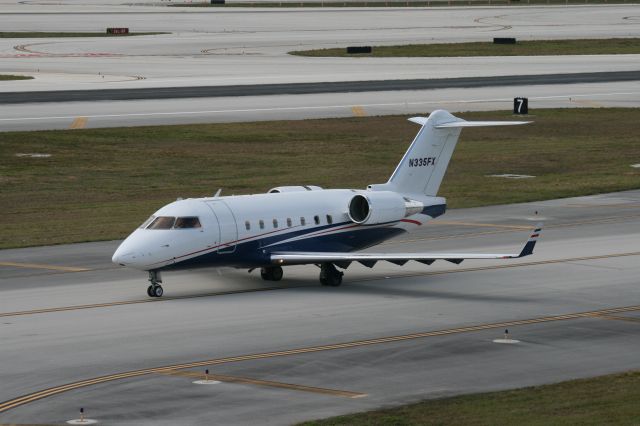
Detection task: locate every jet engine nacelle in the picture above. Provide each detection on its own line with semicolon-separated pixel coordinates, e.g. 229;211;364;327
348;192;423;225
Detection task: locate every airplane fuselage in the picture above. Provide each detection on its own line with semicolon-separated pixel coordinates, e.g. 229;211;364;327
112;188;446;272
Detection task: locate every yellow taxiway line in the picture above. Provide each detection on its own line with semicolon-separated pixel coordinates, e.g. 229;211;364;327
564;203;640;209
1;251;639;319
0;285;291;318
587;313;640;323
0;262;90;272
160;370;366;398
386;213;640;245
2;303;639;413
430;221;531;230
69;116;88;129
351;105;366;117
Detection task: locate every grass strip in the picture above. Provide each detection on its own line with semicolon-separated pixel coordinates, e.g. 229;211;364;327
299;370;640;425
291;38;640;57
174;0;640;7
0;74;33;80
1;108;639;248
0;32;167;38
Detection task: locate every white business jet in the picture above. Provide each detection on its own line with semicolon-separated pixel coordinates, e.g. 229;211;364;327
113;110;541;297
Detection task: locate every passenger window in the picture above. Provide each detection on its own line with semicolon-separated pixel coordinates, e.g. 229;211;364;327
300;217;306;226
287;218;292;227
326;215;333;225
314;215;320;225
273;219;278;228
259;220;265;230
174;217;201;229
147;216;175;230
245;221;251;231
139;215;155;229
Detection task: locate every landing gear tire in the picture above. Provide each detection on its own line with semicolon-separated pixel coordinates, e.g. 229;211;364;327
320;263;343;287
152;285;164;298
261;266;283;281
147;270;164;297
147;284;163;297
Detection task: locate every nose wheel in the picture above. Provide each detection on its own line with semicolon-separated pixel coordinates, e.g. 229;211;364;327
147;284;163;298
147;270;164;297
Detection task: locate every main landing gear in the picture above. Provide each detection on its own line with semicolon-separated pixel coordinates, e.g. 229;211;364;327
320;263;343;287
258;263;343;286
147;270;164;297
261;266;283;281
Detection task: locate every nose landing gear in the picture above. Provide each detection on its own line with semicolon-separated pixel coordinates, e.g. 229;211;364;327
147;270;164;297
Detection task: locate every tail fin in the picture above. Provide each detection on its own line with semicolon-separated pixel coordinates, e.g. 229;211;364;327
387;110;529;196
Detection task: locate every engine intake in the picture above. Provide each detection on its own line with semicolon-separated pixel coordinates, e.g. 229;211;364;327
348;192;423;225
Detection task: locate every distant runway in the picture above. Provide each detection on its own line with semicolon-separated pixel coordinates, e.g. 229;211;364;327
1;81;638;131
1;190;639;424
2;71;638;104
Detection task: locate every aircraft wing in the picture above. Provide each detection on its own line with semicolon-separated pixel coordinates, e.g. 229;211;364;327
271;223;542;268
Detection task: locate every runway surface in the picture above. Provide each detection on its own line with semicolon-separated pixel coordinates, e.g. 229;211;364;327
1;189;639;425
2;70;639;104
1;81;638;131
1;4;639;131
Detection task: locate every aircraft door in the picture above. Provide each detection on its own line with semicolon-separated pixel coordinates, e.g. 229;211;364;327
206;201;238;254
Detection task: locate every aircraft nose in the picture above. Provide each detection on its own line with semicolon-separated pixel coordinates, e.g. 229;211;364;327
112;249;134;266
112;241;143;267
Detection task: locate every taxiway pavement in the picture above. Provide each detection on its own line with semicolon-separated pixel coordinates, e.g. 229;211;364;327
1;5;639;93
1;190;639;424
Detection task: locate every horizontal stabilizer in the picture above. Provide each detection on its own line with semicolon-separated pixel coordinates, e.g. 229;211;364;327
408;116;530;128
407;117;429;126
271;223;543;266
435;120;530;128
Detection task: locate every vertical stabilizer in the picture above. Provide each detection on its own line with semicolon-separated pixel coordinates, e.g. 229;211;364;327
387;110;529;196
388;110;463;196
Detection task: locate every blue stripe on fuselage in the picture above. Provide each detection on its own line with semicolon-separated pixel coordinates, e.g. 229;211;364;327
162;203;446;270
162;222;403;270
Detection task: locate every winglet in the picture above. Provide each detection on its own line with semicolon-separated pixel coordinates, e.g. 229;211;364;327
518;223;543;258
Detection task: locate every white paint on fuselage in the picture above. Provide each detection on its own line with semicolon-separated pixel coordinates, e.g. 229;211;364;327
112;189;443;271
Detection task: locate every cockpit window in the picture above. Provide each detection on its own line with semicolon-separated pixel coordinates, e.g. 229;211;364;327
174;217;201;229
139;215;156;229
147;216;175;230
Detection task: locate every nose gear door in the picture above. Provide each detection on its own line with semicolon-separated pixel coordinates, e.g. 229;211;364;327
206;200;238;254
